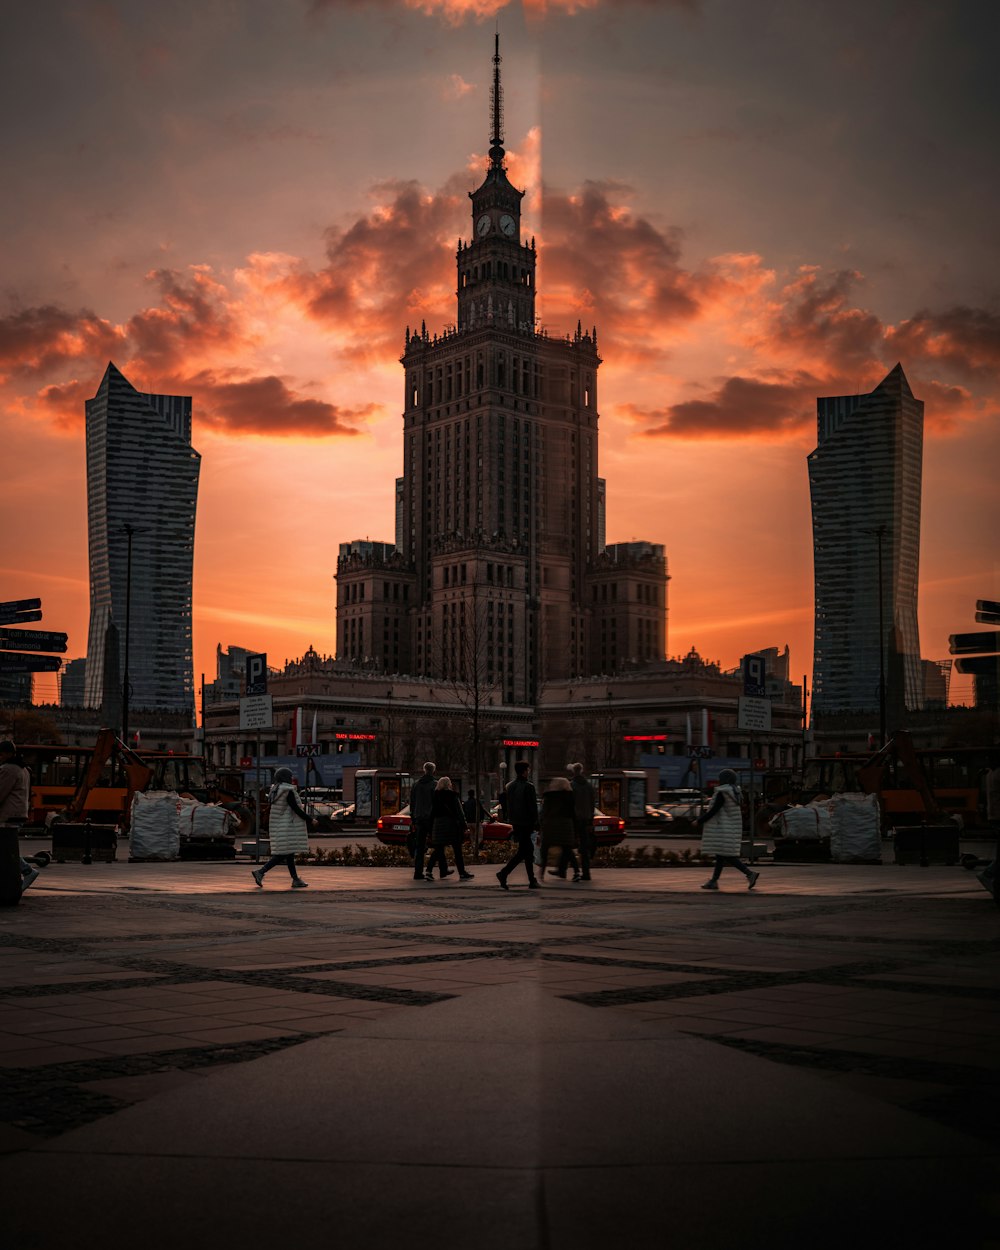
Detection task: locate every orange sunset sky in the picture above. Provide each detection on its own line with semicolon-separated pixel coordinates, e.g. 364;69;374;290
1;0;998;710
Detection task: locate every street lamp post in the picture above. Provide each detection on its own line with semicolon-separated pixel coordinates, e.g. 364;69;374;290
120;523;147;751
862;525;889;748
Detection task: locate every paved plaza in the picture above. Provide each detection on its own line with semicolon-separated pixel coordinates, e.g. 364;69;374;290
1;860;998;1247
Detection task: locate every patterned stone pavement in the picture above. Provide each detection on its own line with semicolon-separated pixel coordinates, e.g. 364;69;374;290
2;859;998;1156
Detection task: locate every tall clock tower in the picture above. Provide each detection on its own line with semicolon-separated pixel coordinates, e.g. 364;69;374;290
457;37;535;336
336;35;668;705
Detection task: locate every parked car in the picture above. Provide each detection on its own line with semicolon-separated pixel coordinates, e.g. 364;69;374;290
375;805;513;846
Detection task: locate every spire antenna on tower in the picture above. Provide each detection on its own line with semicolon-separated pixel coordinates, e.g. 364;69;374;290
489;28;505;167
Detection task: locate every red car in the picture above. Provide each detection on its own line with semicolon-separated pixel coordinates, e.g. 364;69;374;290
375;806;626;848
375;806;514;846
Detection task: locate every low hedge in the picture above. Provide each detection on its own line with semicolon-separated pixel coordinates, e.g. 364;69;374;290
295;843;711;868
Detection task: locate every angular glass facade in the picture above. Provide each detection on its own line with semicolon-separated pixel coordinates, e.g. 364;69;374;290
808;364;923;718
84;363;201;715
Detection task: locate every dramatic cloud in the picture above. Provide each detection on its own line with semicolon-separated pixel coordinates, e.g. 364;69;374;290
311;0;696;24
539;180;702;356
888;306;1000;379
0;306;122;382
8;177;995;447
627;373;820;440
262;177;466;357
187;372;369;438
9;265;366;439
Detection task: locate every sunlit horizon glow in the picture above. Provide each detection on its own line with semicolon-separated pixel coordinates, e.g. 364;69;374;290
2;1;998;714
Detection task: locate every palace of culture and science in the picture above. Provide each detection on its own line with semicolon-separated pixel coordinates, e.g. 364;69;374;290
201;39;807;782
336;37;668;705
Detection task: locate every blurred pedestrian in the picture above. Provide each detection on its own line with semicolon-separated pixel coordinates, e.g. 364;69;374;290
496;760;539;890
0;739;37;890
538;776;577;880
409;761;437;881
696;768;759;891
555;762;595;881
251;767;315;889
463;789;488;824
426;776;474;880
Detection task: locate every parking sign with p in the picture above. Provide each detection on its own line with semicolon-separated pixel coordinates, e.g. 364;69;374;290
246;652;268;696
742;653;766;698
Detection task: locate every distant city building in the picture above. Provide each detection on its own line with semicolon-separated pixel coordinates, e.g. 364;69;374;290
335;36;668;698
59;657;87;707
808;364;923;721
0;671;32;706
203;644;256;706
83;363;201;717
921;659;950;709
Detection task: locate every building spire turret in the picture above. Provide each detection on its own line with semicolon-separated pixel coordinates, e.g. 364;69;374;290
489;28;505;168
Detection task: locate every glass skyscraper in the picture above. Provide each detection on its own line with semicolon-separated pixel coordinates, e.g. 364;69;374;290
84;363;201;716
808;363;923;719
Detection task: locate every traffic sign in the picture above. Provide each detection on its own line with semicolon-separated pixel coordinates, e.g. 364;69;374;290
742;653;766;698
295;743;321;757
955;656;1000;677
239;693;273;730
975;599;1000;625
0;628;68;653
245;652;268;696
0;654;62;673
949;631;1000;655
738;695;772;732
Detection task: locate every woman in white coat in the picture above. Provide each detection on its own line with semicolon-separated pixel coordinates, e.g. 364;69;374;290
252;768;314;889
695;769;760;891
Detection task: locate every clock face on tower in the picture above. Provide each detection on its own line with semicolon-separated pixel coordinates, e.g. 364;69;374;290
499;214;516;237
476;213;492;236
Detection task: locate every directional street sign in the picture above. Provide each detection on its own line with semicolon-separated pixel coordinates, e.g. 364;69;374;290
0;628;68;653
949;631;1000;656
976;599;1000;626
245;652;268;696
0;609;43;627
955;656;1000;677
0;598;41;616
295;744;321;757
0;654;62;673
239;693;273;731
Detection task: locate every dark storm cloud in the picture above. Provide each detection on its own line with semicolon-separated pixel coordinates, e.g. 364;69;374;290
189;372;368;437
281;178;464;356
888;306;1000;379
0;305;122;381
631;374;818;440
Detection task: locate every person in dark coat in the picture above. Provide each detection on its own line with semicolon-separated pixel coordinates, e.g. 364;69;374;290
409;761;438;881
496;760;540;890
538;777;577;880
425;777;474;881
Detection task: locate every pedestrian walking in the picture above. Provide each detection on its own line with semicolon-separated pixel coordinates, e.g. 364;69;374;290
463;789;488;824
496;760;540;890
538;776;577;880
426;776;474;880
555;762;595;881
696;768;760;891
409;761;437;881
0;739;37;891
251;768;315;889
